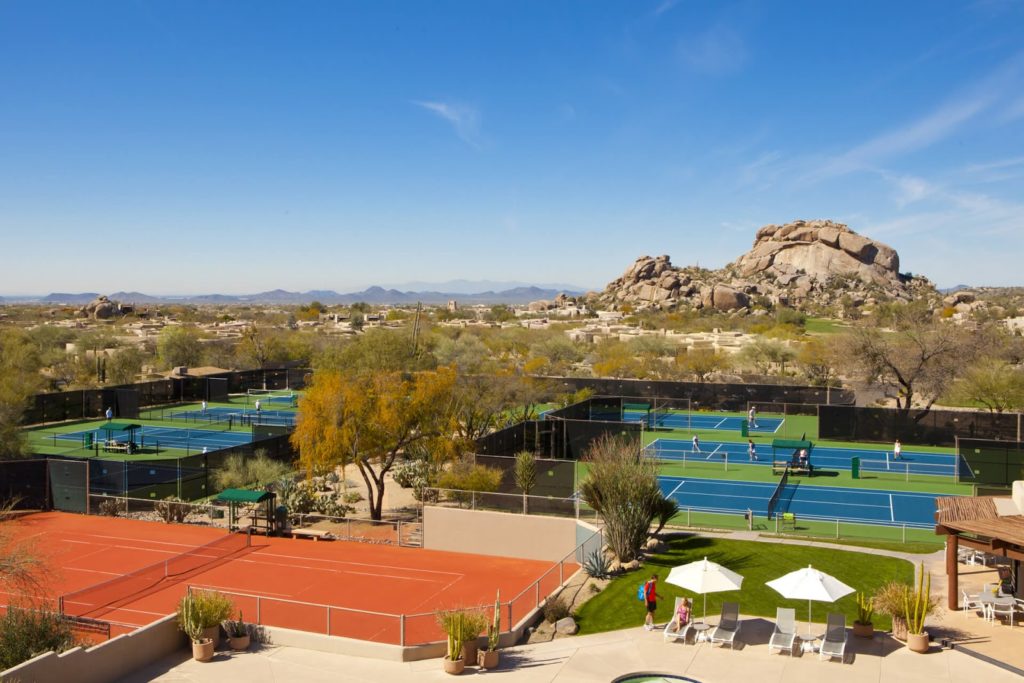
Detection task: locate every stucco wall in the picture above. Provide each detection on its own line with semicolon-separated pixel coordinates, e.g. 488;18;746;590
423;506;578;562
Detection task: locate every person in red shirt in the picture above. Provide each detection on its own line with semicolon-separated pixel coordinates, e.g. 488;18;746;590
644;573;658;630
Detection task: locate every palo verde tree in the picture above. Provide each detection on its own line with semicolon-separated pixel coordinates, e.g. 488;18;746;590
578;434;663;563
513;450;537;514
291;366;464;520
0;330;45;458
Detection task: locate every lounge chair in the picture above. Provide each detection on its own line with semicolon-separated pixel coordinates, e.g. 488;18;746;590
768;607;797;655
709;601;741;649
819;613;847;663
663;597;692;643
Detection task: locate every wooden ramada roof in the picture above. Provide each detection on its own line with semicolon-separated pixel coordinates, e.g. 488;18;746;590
936;495;1024;548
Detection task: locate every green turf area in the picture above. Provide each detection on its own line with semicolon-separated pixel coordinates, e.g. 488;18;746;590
804;318;846;334
573;536;915;635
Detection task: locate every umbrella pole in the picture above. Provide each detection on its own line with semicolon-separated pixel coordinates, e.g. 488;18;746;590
703;594;708;623
808;599;812;637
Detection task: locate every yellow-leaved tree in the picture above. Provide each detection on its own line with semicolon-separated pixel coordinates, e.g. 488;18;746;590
291;366;465;520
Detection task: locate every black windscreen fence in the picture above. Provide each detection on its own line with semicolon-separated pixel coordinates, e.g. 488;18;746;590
206;378;229;402
957;439;1024;488
48;458;88;513
819;405;1023;446
114;389;140;419
538;376;854;411
0;459;49;509
474;454;576;498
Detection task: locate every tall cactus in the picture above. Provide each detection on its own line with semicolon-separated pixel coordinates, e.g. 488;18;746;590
444;611;466;661
903;562;932;635
487;590;501;651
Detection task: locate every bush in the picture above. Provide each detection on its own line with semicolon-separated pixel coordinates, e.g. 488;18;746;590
213;452;293;491
582;549;612;580
155;496;192;524
0;607;76;670
97;497;125;517
543;595;571;624
192;590;235;628
392;459;430;489
436;462;503;493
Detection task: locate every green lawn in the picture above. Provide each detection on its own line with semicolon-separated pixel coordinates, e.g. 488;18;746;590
574;536;915;635
804;318;846;334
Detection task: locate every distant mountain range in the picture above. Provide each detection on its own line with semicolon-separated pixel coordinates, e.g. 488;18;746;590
4;285;586;306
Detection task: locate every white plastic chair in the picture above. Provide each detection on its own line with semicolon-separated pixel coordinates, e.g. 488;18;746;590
768;607;797;656
992;601;1016;626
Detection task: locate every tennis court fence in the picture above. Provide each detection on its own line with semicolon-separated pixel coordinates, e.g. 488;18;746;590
184;527;602;646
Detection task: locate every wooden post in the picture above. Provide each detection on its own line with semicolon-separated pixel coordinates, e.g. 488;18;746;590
946;534;959;611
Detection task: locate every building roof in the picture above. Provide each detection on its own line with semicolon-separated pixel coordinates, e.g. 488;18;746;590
103;422;142;432
936;495;1024;548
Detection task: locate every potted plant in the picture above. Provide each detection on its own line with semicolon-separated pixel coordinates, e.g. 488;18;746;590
193;590;235;647
478;591;501;670
460;609;488;667
177;594;214;662
873;580;909;641
903;563;933;654
436;609;466;675
853;592;875;638
223;611;250;651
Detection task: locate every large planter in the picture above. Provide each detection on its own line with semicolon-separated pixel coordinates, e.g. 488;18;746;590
192;638;215;662
907;632;930;653
852;621;874;639
443;656;465;675
228;634;251;651
462;640;478;668
203;625;221;648
478;649;500;670
891;616;907;641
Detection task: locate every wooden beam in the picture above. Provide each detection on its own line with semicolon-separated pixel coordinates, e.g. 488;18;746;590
946;534;959;611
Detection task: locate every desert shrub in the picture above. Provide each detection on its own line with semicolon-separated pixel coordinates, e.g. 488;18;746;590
155;496;192;524
543;595;571;623
213;452;293;491
0;607;76;670
97;497;125;517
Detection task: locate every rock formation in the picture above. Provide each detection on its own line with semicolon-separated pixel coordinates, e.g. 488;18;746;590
78;295;123;319
591;219;936;315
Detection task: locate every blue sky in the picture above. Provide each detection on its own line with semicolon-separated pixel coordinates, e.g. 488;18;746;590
2;1;1023;295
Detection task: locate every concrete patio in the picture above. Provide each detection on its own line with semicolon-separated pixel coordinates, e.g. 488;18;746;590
119;617;1020;683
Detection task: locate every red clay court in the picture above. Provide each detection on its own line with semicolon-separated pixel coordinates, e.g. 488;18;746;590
1;512;571;645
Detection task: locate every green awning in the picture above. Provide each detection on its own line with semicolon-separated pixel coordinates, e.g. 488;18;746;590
215;488;275;504
103;422;142;433
771;439;813;450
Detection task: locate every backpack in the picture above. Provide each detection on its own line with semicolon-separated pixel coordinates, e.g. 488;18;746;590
637;583;646;601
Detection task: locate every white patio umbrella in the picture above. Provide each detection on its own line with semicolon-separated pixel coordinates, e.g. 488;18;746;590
766;564;854;636
665;556;744;623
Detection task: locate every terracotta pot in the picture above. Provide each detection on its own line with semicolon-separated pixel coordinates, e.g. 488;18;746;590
462;640;478;667
907;632;930;653
192;638;215;662
228;634;250;651
852;621;874;639
478;649;500;670
443;656;465;675
203;625;221;648
891;616;907;641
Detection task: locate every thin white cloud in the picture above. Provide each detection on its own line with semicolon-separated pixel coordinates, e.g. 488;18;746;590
413;100;483;149
677;25;746;75
653;0;679;17
964;155;1024;173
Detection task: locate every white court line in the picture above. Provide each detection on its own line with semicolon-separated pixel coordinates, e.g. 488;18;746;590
666;480;686;499
250;551;464;577
231;557;449;584
705;444;723;461
889;494;895;522
772;419;784;433
713;418;728;428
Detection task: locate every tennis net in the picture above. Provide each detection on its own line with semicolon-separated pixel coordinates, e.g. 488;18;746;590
766;467;790;520
649;405;672;427
59;531;250;619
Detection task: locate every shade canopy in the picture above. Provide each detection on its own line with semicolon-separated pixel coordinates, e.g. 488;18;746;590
665;556;744;622
766;564;854;635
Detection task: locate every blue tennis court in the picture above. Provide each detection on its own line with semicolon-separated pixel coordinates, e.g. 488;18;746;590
624;410;783;433
167;406;296;427
57;425;253;451
646;437;962;479
659;476;946;527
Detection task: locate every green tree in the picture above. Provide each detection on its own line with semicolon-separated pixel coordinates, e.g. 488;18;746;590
676;347;731;382
0;330;44;458
514;450;538;514
107;346;146;385
797;338;841;387
578;435;662;563
157;326;204;369
947;359;1024;414
315;328;435;374
236;324;286;369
